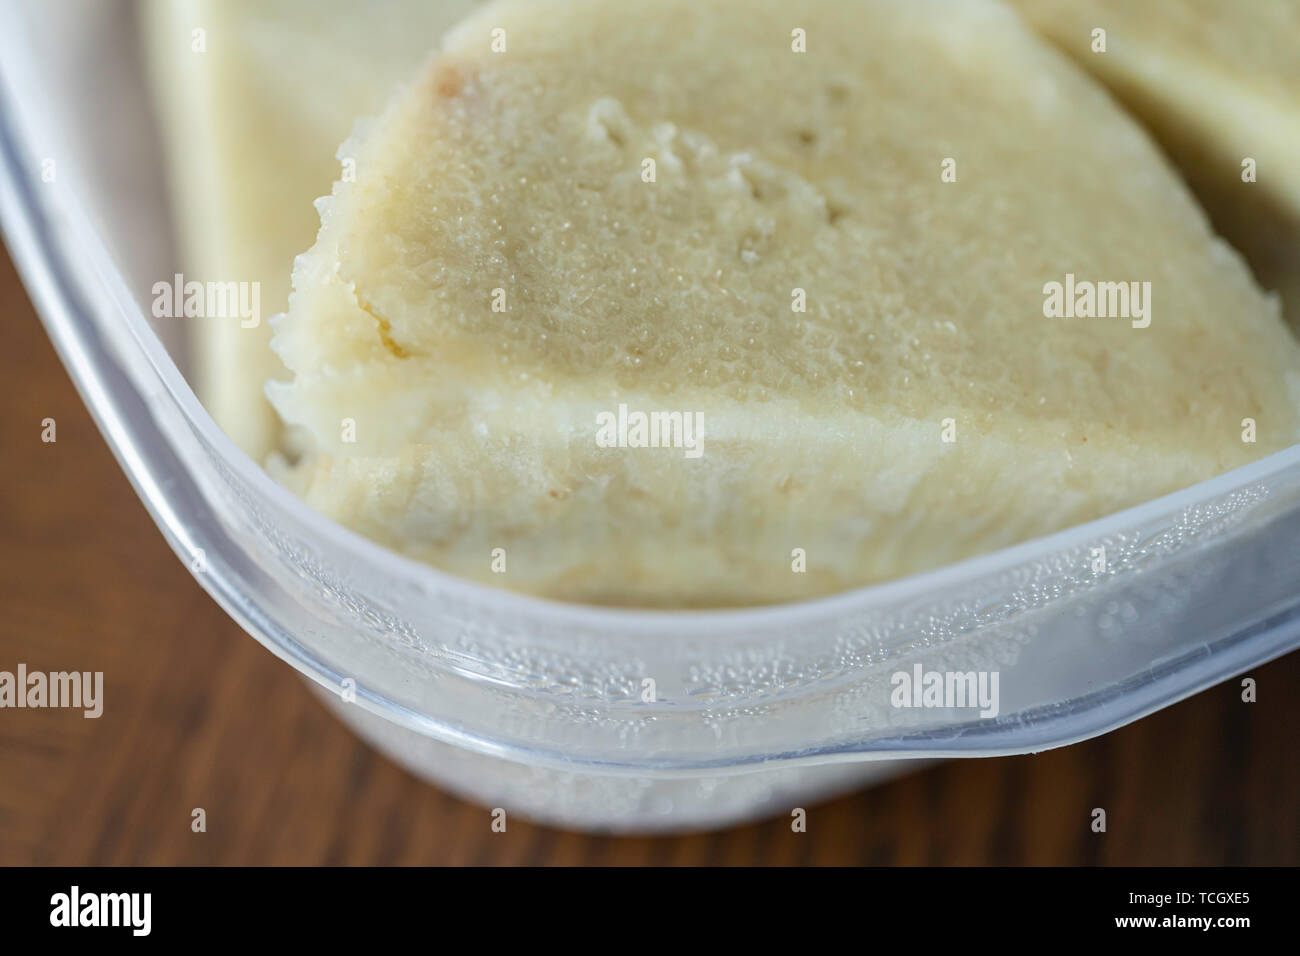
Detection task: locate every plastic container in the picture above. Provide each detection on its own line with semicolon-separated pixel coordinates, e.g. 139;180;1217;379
3;1;1298;831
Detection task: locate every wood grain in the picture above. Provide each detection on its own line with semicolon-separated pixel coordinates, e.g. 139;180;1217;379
0;243;1296;865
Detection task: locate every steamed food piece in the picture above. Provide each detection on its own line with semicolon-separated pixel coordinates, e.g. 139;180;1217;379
142;0;481;458
269;0;1300;608
1011;0;1300;330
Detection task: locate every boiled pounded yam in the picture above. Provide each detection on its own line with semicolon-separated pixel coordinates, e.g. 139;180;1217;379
143;0;483;457
269;0;1300;607
1011;0;1300;329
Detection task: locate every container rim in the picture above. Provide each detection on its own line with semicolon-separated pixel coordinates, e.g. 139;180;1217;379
5;50;1300;773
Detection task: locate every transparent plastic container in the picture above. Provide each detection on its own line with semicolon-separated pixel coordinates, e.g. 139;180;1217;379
3;1;1298;832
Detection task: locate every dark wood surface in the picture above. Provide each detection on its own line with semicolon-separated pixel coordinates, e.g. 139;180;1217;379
1;243;1296;866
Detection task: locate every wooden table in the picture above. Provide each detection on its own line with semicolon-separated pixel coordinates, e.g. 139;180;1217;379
1;244;1295;866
